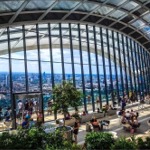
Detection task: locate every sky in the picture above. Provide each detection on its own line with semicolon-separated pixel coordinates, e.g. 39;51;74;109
0;48;119;74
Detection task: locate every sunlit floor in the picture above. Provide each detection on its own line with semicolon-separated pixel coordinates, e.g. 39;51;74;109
0;100;149;132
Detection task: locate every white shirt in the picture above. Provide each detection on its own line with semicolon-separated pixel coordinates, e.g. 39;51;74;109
18;102;23;109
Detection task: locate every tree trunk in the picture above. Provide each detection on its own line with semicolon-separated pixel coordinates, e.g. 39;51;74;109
54;110;57;120
63;112;66;126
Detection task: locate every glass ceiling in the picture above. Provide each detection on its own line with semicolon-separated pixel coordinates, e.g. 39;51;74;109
0;0;149;51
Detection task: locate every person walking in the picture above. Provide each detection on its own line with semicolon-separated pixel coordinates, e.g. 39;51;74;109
73;119;80;144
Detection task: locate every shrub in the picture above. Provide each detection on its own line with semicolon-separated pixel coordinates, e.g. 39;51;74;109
85;132;114;150
111;137;137;150
0;127;67;149
137;137;150;150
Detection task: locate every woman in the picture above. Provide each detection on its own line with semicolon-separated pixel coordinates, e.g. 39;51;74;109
65;112;71;120
37;111;43;127
73;119;80;144
91;118;100;130
130;117;139;134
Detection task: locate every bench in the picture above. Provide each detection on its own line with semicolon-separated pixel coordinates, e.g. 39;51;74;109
64;118;75;127
86;122;101;132
80;113;93;123
0;122;5;130
58;118;75;127
107;109;117;116
80;112;104;123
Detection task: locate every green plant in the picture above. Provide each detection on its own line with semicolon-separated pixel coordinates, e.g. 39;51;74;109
52;80;82;125
0;127;66;149
71;112;81;120
137;137;150;150
45;141;82;150
85;132;114;150
63;141;82;150
111;137;137;150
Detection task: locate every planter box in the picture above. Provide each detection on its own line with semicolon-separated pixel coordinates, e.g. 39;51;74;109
64;118;75;127
56;126;73;141
94;112;104;119
80;112;104;123
107;109;116;116
80;114;94;123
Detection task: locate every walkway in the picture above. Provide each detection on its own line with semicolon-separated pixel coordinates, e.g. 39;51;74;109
77;102;150;144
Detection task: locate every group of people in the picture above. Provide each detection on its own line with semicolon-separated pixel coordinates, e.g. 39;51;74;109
102;104;117;112
89;117;110;132
0;107;12;125
16;99;44;128
118;109;140;133
17;99;39;117
22;111;43;129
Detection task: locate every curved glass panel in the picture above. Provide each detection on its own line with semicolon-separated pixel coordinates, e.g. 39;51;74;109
122;1;139;11
109;10;126;19
0;0;149;45
143;13;150;22
96;6;113;15
0;22;149;131
77;2;98;12
0;0;23;13
54;1;80;10
108;0;127;6
24;0;55;10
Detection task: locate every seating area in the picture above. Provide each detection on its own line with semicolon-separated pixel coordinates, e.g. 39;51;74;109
80;112;104;123
123;122;141;132
86;119;110;132
107;109;116;116
57;111;105;127
118;108;141;134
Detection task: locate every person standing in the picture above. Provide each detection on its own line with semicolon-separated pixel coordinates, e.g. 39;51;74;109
4;108;11;121
121;99;126;110
47;100;52;115
18;100;23;115
73;119;80;144
37;111;43;127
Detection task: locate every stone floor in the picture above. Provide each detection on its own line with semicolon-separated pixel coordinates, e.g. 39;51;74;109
77;103;150;144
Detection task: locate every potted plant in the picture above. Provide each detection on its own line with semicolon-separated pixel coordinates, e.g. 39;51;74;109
52;80;82;125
